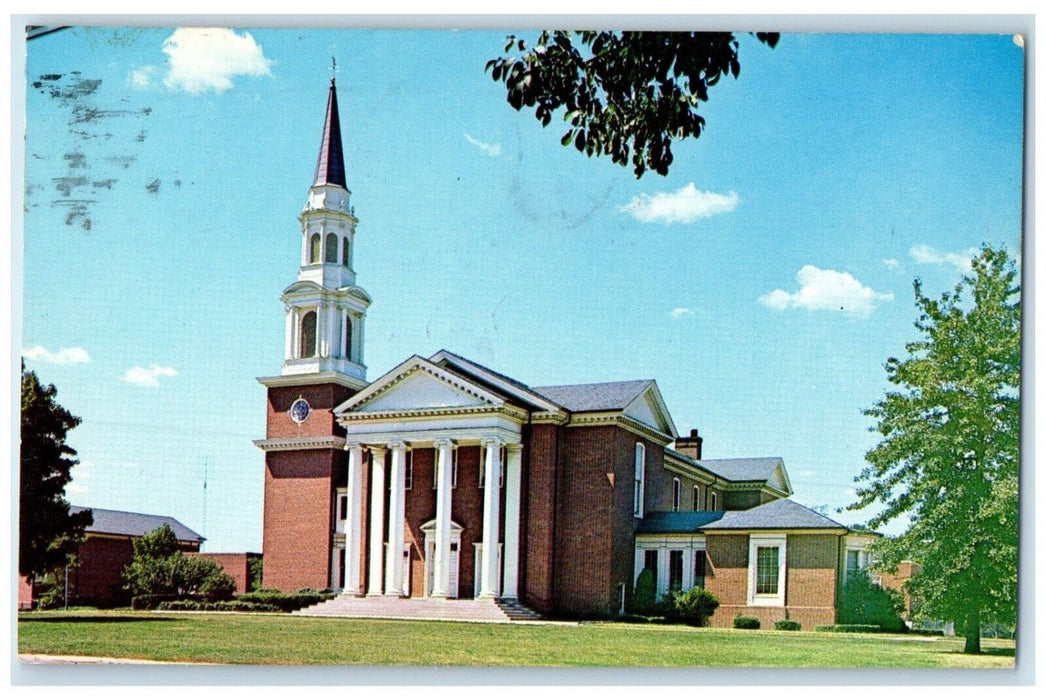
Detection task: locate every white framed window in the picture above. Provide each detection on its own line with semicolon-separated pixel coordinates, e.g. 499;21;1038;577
710;491;718;511
478;445;505;488
633;443;646;517
693;485;701;511
432;448;458;489
672;478;681;512
747;535;787;606
405;450;413;491
844;546;873;581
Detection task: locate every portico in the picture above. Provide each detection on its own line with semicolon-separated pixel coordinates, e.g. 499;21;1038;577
333;355;531;600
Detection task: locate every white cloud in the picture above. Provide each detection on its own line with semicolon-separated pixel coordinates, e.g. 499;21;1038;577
67;460;92;496
759;265;893;316
909;244;979;272
882;258;900;269
464;133;502;157
619;183;739;224
669;307;694;319
122;365;178;387
128;65;156;89
161;28;273;95
23;346;91;365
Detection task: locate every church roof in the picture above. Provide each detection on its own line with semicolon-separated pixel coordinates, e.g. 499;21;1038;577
71;506;204;543
313;77;347;189
700;498;846;531
532;379;655;412
695;457;784;483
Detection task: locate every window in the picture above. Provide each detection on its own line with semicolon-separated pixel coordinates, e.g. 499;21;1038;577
694;550;707;589
633;443;646;517
748;535;786;606
669;550;684;592
693;485;701;511
338;493;348;520
405;451;413;491
756;547;780;595
672;478;681;512
344;315;353;359
846;549;861;575
710;491;718;510
325;233;338;263
432;448;458;489
478;445;505;488
644;550;658;590
299;311;317;358
341;237;349;266
309;233;321;263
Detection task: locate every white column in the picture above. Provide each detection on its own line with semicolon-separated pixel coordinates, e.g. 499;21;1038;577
343;443;364;595
431;439;453;598
328;303;339;358
479;438;503;598
385;441;407;596
317;301;328;358
284;307;294;361
366;447;387;596
502;443;523;599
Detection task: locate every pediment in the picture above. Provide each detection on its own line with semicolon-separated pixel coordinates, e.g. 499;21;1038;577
335;356;506;415
622;382;678;438
770;461;793;495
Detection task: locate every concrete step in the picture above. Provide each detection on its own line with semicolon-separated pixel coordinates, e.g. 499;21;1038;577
293;595;518;623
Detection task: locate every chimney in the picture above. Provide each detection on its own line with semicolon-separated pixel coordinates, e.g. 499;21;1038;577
675;428;703;461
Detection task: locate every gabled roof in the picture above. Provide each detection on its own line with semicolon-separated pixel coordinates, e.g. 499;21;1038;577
532;379;653;412
313;77;347;189
429;350;565;413
696;457;784;483
699;498;846;531
71;506;204;543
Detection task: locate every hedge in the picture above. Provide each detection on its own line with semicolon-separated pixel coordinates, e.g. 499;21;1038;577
131;594;183;610
157;599;280;613
733;616;761;630
814;624;883;633
234;590;336;612
774;619;801;631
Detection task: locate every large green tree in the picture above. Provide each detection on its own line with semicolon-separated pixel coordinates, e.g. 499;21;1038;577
849;246;1020;653
19;363;93;579
486;31;779;178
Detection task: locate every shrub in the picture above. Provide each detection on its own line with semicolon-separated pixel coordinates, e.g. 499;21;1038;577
131;593;182;610
733;616;761;630
247;556;263;592
630;568;657;615
774;619;801;631
814;624;882;633
156;599;279;613
671;587;719;626
235;590;336;612
837;570;907;633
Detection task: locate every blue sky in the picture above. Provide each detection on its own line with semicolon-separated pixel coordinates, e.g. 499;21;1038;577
18;27;1024;552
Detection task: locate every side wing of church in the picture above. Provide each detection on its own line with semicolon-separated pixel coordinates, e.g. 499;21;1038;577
254;77;877;628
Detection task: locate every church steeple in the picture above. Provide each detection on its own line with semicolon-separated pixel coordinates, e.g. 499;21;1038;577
276;75;371;385
313;77;347;189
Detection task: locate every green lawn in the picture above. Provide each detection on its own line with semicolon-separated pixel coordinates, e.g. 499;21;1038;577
18;610;1015;667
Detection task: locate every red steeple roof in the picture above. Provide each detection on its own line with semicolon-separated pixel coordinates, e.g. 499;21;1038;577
313;77;347;189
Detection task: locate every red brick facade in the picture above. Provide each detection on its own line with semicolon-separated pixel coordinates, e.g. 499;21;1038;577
189;552;260;594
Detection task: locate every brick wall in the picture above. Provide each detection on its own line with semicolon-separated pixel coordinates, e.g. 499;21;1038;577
263;449;337;592
522;423;558;612
189;552;259;594
645;457;702;513
266;383;355;439
704;532;840;630
722;489;763;510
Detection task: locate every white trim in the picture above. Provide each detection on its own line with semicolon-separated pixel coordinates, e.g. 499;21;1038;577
633;442;646;517
428;350;566;414
747;535;787;607
253;436;346;452
672;477;681;512
257;371;367;391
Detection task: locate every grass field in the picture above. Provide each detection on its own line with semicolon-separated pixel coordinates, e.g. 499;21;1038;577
17;610;1015;667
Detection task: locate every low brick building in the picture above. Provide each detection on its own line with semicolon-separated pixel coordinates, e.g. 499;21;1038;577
255;76;875;628
24;507;205;608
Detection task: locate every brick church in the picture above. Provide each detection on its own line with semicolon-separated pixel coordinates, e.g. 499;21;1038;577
255;78;876;628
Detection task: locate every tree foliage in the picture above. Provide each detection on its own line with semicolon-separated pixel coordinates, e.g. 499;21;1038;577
630;567;657;614
670;586;719;626
487;31;779;178
123;524;235;601
19;363;93;579
837;570;907;633
849;246;1020;653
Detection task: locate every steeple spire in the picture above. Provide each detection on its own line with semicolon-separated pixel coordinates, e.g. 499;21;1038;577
313;74;347;189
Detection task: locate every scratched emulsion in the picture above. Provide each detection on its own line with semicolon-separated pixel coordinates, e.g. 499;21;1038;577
28;71;152;231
